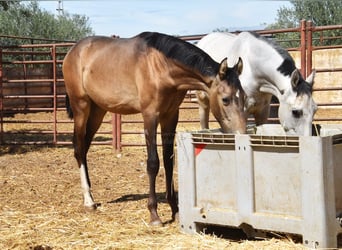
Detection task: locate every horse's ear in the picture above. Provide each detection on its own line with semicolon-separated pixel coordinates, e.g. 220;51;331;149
219;58;228;80
306;69;315;86
290;69;301;89
234;57;243;75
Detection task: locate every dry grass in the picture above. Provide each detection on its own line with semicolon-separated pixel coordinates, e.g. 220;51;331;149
0;109;316;249
0;142;307;250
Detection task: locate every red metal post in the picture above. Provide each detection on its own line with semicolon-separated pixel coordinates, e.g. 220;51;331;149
112;113;122;151
0;48;3;144
112;113;116;150
52;45;58;144
306;20;313;76
300;20;307;78
116;113;122;150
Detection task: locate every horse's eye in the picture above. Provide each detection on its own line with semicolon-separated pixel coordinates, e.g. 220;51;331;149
292;109;303;118
222;97;231;106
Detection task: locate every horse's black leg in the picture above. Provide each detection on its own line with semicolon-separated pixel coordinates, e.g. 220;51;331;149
71;99;97;210
81;103;106;209
160;110;179;221
72;100;106;210
84;104;107;153
143;113;162;225
252;95;272;125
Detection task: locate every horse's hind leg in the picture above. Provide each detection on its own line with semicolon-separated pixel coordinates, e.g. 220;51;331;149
70;98;93;209
72;99;106;210
82;103;106;209
160;110;179;222
84;103;106;152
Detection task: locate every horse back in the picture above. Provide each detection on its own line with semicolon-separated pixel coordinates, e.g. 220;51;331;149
63;36;148;114
62;35;185;114
63;36;140;70
197;32;237;64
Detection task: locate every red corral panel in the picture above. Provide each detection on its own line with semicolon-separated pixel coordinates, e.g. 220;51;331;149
0;21;341;147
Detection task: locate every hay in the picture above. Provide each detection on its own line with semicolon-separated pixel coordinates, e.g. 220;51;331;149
0;111;306;249
0;145;307;250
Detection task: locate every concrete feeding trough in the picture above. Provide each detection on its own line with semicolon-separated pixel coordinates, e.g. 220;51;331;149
176;124;342;248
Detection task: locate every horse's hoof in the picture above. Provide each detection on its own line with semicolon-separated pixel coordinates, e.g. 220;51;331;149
149;219;163;227
173;212;179;222
84;203;101;212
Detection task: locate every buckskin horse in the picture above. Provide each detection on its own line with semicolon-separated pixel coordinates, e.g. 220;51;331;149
63;32;246;225
196;32;317;135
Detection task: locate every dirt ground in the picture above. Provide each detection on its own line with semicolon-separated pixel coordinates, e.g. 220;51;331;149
2;106;341;249
0;141;309;250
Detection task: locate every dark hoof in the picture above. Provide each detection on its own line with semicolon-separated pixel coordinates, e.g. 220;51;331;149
161;212;179;225
173;212;179;222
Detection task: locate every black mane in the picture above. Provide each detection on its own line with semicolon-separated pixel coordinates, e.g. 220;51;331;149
249;32;296;77
293;74;313;95
137;32;219;77
249;32;312;95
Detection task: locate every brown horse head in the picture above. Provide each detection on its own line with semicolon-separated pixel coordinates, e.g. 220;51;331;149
208;57;246;133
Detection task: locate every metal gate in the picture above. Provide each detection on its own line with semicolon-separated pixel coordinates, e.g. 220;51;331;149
1;21;341;149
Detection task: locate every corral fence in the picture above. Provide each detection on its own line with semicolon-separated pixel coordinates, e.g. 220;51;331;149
0;20;341;149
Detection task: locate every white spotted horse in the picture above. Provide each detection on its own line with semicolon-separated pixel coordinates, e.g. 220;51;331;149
197;32;317;135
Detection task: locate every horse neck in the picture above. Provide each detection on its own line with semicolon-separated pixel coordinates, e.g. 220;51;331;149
228;33;292;94
260;63;292;93
169;63;214;92
243;46;292;94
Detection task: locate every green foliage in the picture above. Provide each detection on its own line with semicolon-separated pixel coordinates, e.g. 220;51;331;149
212;28;230;33
0;0;94;46
0;1;18;11
267;0;342;47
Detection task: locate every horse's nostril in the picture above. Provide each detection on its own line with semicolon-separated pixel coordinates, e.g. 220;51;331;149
292;109;303;118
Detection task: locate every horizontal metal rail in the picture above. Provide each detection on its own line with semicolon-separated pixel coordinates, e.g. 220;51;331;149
1;21;341;149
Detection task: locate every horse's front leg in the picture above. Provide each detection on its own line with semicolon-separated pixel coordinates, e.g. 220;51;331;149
196;90;210;129
160;111;179;221
143;114;162;226
251;95;272;126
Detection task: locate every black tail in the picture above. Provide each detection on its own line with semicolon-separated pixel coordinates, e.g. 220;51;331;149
65;94;74;119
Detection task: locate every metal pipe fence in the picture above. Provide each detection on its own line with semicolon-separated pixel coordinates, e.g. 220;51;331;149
0;21;341;149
